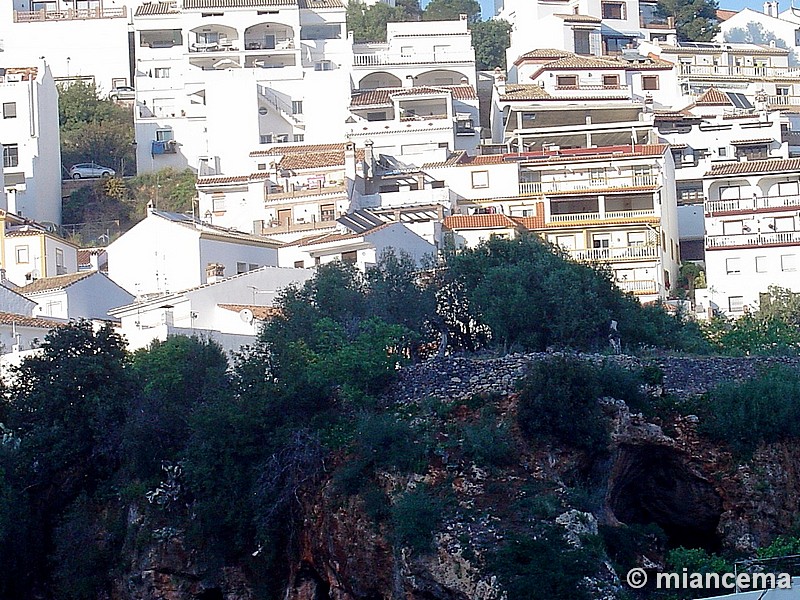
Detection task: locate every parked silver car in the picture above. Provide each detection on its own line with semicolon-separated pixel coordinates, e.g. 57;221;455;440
68;163;116;179
109;86;135;101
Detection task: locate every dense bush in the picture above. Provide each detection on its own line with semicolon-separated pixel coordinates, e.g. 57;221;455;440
699;365;800;456
390;486;445;553
517;356;647;454
461;407;515;469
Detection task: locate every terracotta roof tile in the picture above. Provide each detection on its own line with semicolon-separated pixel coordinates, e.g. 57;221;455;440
4;67;39;81
499;84;552;100
705;158;800;177
553;13;602;22
544;55;626;69
298;0;344;6
517;49;575;61
443;214;519;230
716;8;737;20
694;87;733;106
19;271;95;294
730;137;773;145
217;303;280;320
0;312;65;329
512;213;546;229
350;84;476;107
134;1;178;15
288;223;393;247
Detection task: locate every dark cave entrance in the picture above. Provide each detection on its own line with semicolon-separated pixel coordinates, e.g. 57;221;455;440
197;589;223;600
606;444;723;552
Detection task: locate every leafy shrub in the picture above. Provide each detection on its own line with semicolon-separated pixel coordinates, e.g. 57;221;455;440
700;365;800;456
757;536;800;559
488;525;599;599
356;412;427;473
665;547;733;598
517;357;646;454
462;408;515;469
391;486;445;554
599;523;666;574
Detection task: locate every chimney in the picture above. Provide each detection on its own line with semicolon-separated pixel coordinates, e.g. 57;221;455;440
206;262;225;284
494;67;506;96
403;74;414;88
344;141;356;182
764;1;778;16
364;139;375;179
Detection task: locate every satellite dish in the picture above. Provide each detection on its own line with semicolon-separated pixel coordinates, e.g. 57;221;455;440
239;308;254;324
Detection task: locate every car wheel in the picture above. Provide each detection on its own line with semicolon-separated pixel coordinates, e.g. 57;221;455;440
72;173;81;179
101;171;111;178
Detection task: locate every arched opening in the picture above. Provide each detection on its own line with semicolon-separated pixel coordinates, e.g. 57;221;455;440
607;444;723;551
244;22;295;50
415;69;468;87
358;72;402;90
189;24;238;52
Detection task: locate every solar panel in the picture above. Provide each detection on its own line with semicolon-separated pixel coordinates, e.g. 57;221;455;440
725;92;753;109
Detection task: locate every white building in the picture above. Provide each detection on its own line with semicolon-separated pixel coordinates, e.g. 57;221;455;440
278;222;436;270
425;144;681;301
2;0;133;92
19;270;134;320
0;63;62;224
132;0;352;175
719;5;800;66
108;264;312;352
0;214;79;287
703;157;800;314
105;206;282;296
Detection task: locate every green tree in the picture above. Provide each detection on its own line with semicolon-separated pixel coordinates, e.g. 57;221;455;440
423;0;481;23
657;0;719;41
471;19;511;70
59;82;136;176
347;2;418;42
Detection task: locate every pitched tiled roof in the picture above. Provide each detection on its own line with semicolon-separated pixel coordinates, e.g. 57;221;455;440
512;214;546;229
0;312;65;329
4;67;39;81
197;173;268;185
279;151;347;170
517;49;575;61
443;214;519;230
284;223;393;247
553;13;602;22
694;87;732;106
425;145;667;169
19;271;95;294
544;55;626;70
298;0;344;6
499;84;552;100
255;142;348;155
705;158;800;177
422;151;508;168
716;8;737;20
217;303;280;320
350;84;477;107
183;0;296;7
134;1;178;15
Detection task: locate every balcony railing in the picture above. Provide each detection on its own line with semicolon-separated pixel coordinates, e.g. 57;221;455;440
767;95;800;106
706;194;800;214
706;230;800;248
617;279;659;294
353;51;474;66
679;64;800;78
549;208;657;223
13;6;127;21
569;245;660;262
519;174;659;196
639;15;675;29
400;113;448;121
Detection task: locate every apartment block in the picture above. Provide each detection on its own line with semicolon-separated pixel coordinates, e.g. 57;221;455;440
0;63;62;224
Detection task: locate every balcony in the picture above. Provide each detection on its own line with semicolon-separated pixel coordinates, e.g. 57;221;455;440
639;15;675;29
152;140;177;155
353;51;474;66
617;279;659;294
679;64;800;78
259;218;338;235
569;245;660;262
706;194;800;214
548;209;657;223
13;6;126;22
706;230;800;248
518;174;659;196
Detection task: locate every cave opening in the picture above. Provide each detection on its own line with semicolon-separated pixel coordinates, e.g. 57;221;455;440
293;562;332;600
197;589;223;600
607;444;723;552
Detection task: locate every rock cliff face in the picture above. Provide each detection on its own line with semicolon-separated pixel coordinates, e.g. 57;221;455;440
116;353;800;600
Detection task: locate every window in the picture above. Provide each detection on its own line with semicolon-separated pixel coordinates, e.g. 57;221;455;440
627;231;646;246
366;112;387;121
722;220;743;235
321;203;335;221
756;256;768;273
642;75;659;90
603;75;620;88
401;46;413;58
775;216;795;232
294;260;305;268
718;147;727;158
212;194;225;212
556;75;578;88
314;60;333;71
293;134;305;142
728;296;744;313
782;254;796;271
260;134;273;144
236;262;247;274
601;1;625;18
15;245;29;264
3;144;18;168
156;129;174;142
153;67;171;79
249;263;258;271
471;170;489;189
140;29;183;48
555;235;576;249
300;24;341;40
738;145;769;161
341;250;357;264
292;100;303;115
2;102;16;119
574;29;591;55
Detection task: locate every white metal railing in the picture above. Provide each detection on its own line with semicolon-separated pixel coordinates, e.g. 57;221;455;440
706;194;800;213
545;174;658;193
519;182;543;195
706;231;800;248
13;6;126;21
549;208;656;223
679;64;800;78
549;212;602;222
767;95;800;106
605;209;657;219
353;51;474;66
616;279;658;294
569;245;660;262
